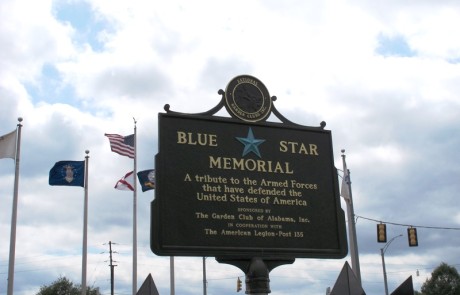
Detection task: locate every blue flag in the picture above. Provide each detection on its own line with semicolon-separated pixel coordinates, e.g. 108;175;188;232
49;161;85;187
137;169;155;192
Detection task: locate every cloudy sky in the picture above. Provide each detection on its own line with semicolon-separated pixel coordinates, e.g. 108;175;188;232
1;0;460;294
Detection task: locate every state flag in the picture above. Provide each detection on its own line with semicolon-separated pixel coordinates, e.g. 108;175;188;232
115;171;135;191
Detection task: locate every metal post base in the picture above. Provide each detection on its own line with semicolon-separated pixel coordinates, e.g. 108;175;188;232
216;256;295;294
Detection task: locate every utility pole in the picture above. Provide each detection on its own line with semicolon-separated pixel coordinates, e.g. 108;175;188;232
108;241;118;295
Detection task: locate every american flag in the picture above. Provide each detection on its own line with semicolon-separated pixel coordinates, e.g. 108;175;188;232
105;133;135;158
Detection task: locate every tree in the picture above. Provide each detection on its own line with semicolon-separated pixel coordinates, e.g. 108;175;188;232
420;262;460;295
36;276;101;295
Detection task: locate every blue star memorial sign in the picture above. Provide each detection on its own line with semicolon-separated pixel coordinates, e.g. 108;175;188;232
236;127;266;158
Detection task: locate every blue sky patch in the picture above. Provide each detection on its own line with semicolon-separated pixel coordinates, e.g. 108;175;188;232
447;57;460;64
376;33;416;57
54;1;108;52
25;63;76;105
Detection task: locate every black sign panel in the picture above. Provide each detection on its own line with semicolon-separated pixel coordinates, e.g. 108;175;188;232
151;112;347;258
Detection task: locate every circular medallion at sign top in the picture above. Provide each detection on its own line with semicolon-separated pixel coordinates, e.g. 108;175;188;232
225;75;272;122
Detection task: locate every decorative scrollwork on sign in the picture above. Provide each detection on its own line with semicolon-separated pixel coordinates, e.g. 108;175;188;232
164;75;326;129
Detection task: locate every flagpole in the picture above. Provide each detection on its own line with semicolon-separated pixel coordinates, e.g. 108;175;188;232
133;118;138;295
202;257;207;295
341;150;361;285
7;117;22;295
170;256;175;295
82;150;90;295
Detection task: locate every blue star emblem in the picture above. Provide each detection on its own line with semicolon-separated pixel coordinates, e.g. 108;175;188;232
236;128;265;158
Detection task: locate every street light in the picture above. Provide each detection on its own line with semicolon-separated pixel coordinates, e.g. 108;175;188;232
381;234;403;295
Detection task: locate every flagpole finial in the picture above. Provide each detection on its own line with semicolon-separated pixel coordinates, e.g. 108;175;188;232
17;117;23;123
85;150;90;158
341;149;345;154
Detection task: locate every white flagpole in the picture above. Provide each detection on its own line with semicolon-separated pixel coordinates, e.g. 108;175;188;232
133;119;138;295
170;256;175;295
7;117;22;295
81;150;90;295
341;149;361;285
202;257;207;295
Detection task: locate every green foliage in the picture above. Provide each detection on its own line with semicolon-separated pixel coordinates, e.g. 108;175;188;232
419;262;460;295
36;276;101;295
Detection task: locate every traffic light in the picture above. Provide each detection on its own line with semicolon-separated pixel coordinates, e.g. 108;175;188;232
407;227;418;247
377;223;387;243
237;277;242;292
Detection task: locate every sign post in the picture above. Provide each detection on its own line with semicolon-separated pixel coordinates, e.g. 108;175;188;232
151;75;347;293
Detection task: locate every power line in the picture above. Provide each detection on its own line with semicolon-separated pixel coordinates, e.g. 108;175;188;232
356;214;460;230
